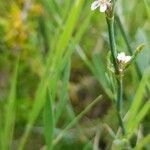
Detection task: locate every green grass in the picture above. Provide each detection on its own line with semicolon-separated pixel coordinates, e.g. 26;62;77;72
0;0;149;149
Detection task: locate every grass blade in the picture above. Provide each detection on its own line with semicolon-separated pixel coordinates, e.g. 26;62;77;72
125;68;150;126
127;100;150;134
2;56;19;150
18;0;85;149
125;68;150;134
43;90;54;150
55;61;70;123
53;95;103;145
135;134;150;150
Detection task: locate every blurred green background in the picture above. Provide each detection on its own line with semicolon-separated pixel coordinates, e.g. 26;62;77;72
0;0;150;149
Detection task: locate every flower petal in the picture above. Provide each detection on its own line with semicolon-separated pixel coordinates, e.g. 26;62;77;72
125;56;131;63
100;3;107;12
117;52;125;61
91;1;100;10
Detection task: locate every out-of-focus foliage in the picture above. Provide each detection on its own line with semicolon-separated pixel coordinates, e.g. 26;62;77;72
0;0;149;149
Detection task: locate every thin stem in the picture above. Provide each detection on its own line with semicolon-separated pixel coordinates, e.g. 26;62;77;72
106;17;118;74
106;15;125;135
117;75;126;135
115;15;142;80
117;112;126;135
116;76;122;112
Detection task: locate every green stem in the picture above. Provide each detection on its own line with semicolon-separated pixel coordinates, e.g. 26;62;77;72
117;75;126;135
106;17;118;74
116;76;122;112
117;111;126;135
115;15;142;80
106;15;125;135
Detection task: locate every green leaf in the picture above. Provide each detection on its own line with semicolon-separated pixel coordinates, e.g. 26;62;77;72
55;61;70;123
125;68;150;135
135;134;150;150
127;100;150;134
43;90;54;150
53;95;102;146
2;56;19;150
18;0;85;149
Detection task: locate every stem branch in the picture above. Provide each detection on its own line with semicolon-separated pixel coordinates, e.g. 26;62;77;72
115;15;142;80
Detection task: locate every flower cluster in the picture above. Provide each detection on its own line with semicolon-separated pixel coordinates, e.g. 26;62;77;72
91;0;111;12
117;52;131;72
117;52;131;64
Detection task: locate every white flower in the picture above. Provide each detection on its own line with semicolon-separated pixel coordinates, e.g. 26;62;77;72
117;52;131;64
91;0;111;12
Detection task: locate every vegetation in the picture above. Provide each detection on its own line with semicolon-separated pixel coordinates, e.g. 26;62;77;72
0;0;149;149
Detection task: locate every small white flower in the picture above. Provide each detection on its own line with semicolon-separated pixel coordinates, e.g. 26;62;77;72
117;52;131;64
91;0;111;12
